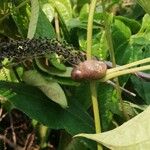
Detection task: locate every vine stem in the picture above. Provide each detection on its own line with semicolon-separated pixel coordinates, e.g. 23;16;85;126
87;0;102;150
101;0;129;120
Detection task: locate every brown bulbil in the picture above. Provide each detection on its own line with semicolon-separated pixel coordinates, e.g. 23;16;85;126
71;60;107;80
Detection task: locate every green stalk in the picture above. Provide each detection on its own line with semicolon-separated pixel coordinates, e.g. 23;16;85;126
101;65;150;82
101;0;129;120
107;57;150;74
87;0;102;150
54;11;61;41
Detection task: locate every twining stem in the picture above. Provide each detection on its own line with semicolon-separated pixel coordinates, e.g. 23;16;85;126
101;65;150;82
101;0;129;120
87;0;102;150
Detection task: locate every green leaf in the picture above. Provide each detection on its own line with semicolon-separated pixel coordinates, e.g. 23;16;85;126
78;30;108;59
47;0;72;42
49;0;72;23
48;53;66;71
79;3;89;22
36;58;72;77
112;19;131;51
131;76;150;104
0;81;94;135
75;106;150;149
115;16;141;34
0;68;11;81
35;8;55;38
11;3;30;38
41;3;54;22
23;70;68;108
115;38;143;65
139;14;150;33
136;0;150;15
27;0;39;39
55;7;71;42
27;0;55;39
70;82;91;110
97;83;120;131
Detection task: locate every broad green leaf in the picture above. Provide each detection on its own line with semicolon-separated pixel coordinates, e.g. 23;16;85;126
35;8;55;38
139;14;150;33
0;67;11;81
76;0;90;11
97;83;120;131
55;7;71;42
79;3;89;22
115;16;141;34
23;70;68;108
0;15;19;39
42;3;54;22
75;106;150;150
57;0;72;17
131;76;150;104
112;19;131;51
78;30;107;59
27;0;55;39
115;38;143;65
11;3;30;38
136;0;150;15
27;0;39;39
0;81;94;135
49;0;72;23
70;83;91;110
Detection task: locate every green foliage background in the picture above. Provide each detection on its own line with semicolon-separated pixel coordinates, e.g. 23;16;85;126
0;0;150;149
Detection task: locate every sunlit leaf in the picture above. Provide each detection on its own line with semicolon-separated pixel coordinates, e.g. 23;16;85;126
136;0;150;15
75;106;150;150
42;3;54;22
27;0;55;39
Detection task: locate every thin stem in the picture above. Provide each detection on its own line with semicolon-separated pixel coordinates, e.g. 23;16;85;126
87;0;97;60
107;57;150;74
54;11;61;41
87;1;102;150
90;81;102;132
101;0;129;120
101;65;150;82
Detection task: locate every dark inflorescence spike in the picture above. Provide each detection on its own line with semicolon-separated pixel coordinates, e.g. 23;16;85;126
0;38;86;67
